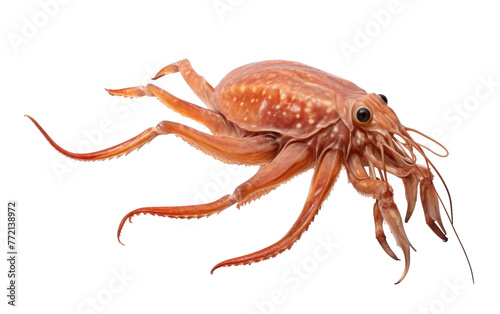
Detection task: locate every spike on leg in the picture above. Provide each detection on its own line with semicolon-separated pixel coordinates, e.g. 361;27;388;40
117;142;315;270
117;195;237;245
211;149;342;274
27;116;278;165
26;115;158;161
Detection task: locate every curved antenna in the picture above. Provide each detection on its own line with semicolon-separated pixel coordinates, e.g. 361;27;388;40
400;129;453;223
402;131;473;283
405;127;449;158
425;159;475;283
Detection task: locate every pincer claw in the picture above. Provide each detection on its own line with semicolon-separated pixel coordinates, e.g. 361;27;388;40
152;61;180;80
420;178;448;241
402;175;419;223
373;202;399;260
377;199;413;284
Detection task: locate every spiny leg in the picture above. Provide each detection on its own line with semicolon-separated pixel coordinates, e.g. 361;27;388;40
152;59;216;110
347;153;413;284
211;149;342;273
117;195;237;245
26;115;157;161
117;142;315;247
26;116;279;165
106;83;239;136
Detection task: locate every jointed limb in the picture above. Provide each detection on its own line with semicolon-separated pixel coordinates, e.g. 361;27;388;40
347;153;413;284
117;142;315;248
211;149;342;273
27;117;279;165
364;146;447;241
153;59;216;110
106;83;239;136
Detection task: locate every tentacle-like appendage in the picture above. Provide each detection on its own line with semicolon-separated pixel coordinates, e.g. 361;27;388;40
26;115;158;161
117;142;314;254
117;195;237;245
211;149;342;273
28;116;278;166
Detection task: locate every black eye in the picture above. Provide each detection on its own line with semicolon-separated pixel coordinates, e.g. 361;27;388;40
356;107;371;123
378;94;388;104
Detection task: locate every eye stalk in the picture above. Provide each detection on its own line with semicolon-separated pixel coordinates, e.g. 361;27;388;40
356;107;372;123
378;94;388;104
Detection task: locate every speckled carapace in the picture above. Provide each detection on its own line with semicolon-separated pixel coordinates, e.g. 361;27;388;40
27;59;473;283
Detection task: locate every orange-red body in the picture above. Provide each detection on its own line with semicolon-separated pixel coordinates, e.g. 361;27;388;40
27;59;472;283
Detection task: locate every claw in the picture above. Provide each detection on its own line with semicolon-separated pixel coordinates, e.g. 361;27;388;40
105;86;153;98
373;202;399;260
420;178;448;241
377;198;413;284
152;61;180;80
395;239;411;285
402;175;419;223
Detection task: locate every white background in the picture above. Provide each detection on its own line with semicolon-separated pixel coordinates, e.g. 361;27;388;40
1;0;499;313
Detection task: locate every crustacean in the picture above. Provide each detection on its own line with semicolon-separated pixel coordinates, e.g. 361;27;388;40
27;59;472;283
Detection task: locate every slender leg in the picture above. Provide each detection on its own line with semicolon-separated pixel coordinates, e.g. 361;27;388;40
401;166;447;241
419;172;447;241
211;149;342;273
117;142;315;246
153;59;216;110
106;83;239;136
26;116;279;164
364;147;447;241
346;153;413;284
